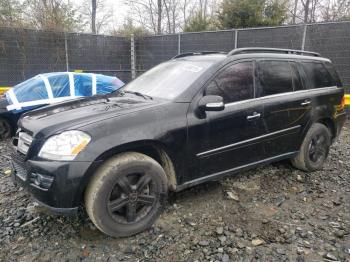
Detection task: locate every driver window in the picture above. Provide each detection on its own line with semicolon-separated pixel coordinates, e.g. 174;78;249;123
205;61;254;104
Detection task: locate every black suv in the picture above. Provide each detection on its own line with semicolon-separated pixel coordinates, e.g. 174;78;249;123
11;48;346;237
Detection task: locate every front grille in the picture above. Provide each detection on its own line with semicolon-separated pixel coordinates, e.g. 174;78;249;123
11;151;54;190
11;151;26;163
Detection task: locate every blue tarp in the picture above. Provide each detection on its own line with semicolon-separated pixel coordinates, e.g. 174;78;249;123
5;72;124;112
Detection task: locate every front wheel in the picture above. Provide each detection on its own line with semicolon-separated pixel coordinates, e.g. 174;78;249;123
85;152;168;237
291;123;331;172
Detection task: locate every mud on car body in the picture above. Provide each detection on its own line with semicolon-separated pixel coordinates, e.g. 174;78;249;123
11;48;346;237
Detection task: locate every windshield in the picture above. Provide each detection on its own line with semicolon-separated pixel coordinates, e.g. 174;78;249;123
121;60;214;99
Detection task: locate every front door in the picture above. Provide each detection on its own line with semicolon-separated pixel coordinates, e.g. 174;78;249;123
186;60;266;182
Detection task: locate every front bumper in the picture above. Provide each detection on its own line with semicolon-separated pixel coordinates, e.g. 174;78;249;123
11;151;101;213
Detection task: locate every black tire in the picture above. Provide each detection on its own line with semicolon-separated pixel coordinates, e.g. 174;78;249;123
85;152;168;237
0;117;12;140
291;123;331;172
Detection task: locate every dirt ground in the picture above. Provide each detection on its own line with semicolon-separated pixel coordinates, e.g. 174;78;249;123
0;122;349;262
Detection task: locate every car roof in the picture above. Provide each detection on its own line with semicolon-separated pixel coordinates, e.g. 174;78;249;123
230;53;331;62
173;48;331;64
175;53;227;63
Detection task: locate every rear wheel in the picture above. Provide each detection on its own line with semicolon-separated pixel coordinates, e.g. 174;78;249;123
292;123;331;172
0;117;11;139
85;152;168;237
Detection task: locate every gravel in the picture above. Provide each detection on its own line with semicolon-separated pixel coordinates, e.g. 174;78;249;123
1;122;350;261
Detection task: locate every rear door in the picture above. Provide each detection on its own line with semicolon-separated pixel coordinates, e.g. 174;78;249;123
299;60;344;130
257;59;311;158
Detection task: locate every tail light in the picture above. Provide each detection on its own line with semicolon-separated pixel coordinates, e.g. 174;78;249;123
341;96;345;109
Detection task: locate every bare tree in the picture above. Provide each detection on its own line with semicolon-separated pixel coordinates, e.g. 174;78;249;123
321;0;350;21
292;0;299;23
310;0;321;22
182;0;196;28
91;0;96;33
128;0;163;34
162;0;182;33
80;0;112;34
170;0;180;32
300;0;310;22
24;0;83;32
157;0;162;34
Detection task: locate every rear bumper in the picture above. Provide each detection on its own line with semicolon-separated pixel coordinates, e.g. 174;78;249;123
334;111;347;139
11;151;101;213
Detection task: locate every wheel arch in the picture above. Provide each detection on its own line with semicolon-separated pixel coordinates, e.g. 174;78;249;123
76;140;178;206
315;117;336;139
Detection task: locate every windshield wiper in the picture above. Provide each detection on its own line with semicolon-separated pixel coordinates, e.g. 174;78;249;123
123;90;153;100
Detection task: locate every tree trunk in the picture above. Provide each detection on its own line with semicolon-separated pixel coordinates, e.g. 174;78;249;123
303;0;310;23
92;0;97;34
292;0;298;24
157;0;162;34
163;0;171;33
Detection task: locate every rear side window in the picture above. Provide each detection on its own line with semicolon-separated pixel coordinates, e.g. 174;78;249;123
205;61;254;103
301;62;335;89
257;60;293;96
324;62;342;87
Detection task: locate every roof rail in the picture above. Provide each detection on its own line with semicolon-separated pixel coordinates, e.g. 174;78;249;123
228;47;320;57
172;51;226;59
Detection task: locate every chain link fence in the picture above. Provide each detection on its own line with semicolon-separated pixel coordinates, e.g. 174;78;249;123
136;21;350;91
0;27;131;87
0;21;349;91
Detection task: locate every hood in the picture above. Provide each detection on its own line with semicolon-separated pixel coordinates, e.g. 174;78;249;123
19;95;163;138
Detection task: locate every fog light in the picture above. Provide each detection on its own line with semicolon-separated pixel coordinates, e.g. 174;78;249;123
30;173;54;190
34;175;42;186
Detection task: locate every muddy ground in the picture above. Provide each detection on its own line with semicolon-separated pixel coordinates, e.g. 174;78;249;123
0;123;349;262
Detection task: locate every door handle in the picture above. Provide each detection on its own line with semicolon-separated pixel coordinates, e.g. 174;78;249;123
247;112;261;120
301;100;311;106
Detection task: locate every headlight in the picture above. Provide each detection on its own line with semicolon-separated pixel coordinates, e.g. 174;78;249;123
38;130;91;161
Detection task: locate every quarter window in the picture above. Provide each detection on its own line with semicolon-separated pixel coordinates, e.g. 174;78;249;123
205;62;254;103
258;60;293;96
324;62;342;87
301;62;335;89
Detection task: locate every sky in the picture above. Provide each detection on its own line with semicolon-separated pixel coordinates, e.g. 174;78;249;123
102;0;129;26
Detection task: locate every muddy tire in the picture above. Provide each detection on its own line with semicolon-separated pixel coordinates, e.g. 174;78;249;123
85;152;168;237
0;117;12;140
291;123;331;172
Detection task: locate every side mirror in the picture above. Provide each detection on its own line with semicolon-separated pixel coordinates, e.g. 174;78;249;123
198;95;225;111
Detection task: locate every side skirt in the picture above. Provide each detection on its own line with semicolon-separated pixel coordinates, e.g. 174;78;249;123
176;151;298;192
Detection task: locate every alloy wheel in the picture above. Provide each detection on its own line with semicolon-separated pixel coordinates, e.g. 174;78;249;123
308;133;327;164
108;173;156;224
